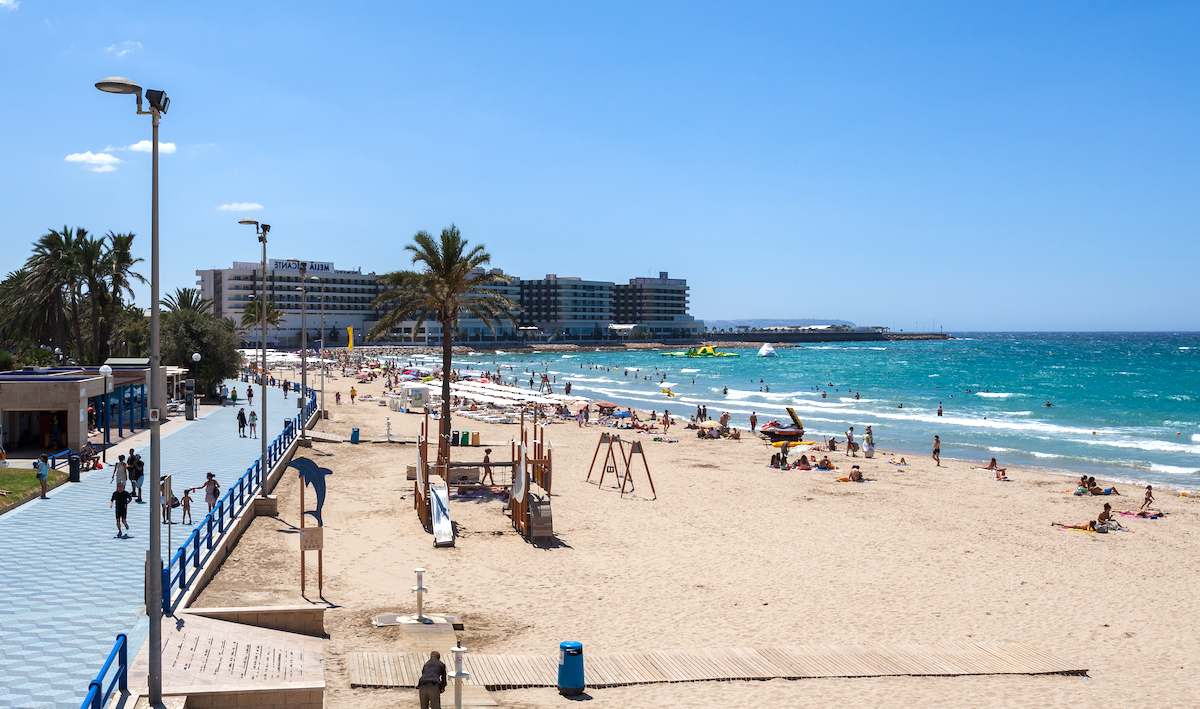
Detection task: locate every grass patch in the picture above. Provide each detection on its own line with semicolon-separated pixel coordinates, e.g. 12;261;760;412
0;467;69;511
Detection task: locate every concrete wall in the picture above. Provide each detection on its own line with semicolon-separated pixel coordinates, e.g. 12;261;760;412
177;685;324;709
181;606;325;637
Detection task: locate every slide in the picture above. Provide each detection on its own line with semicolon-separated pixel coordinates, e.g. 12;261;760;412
429;481;455;547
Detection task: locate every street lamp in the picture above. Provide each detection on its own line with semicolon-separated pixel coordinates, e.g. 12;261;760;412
95;74;169;705
98;365;112;462
310;276;325;431
190;353;200;416
286;259;308;440
239;219;270;498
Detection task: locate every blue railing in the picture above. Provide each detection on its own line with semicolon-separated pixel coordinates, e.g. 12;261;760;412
78;632;127;709
80;384;317;705
49;448;73;469
161;385;317;614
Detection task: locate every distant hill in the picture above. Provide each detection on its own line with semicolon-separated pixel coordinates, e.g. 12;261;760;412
702;318;856;330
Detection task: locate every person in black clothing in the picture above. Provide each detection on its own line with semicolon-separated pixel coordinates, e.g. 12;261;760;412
417;650;447;709
110;482;133;538
127;449;145;503
237;408;248;438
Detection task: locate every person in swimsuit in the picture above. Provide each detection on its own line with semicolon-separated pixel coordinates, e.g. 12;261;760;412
932;436;941;467
1141;485;1154;510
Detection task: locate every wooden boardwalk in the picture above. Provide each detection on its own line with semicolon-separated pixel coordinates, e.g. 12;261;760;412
348;641;1085;690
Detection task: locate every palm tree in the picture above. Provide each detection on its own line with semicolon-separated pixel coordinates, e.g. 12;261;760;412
26;227;87;360
369;225;518;461
239;298;285;345
162;287;213;314
98;232;144;362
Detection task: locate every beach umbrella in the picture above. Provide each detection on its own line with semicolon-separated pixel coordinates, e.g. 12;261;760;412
593;401;618;409
699;420;721;428
611;411;631;418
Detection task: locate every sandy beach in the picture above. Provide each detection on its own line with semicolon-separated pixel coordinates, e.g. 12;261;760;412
196;369;1200;708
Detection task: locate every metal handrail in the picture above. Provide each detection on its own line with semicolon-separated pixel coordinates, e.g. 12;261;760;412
79;633;127;709
158;387;317;614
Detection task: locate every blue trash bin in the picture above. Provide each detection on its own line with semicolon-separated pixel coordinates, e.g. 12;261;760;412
350;427;360;444
558;641;584;696
451;430;460;446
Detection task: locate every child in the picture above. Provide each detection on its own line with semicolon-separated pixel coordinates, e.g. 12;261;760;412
110;481;133;538
1141;485;1154;510
481;449;494;486
181;489;193;525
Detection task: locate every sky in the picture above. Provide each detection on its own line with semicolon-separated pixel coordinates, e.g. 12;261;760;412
2;1;1199;331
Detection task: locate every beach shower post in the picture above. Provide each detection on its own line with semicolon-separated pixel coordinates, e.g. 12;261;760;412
450;644;469;709
412;567;429;622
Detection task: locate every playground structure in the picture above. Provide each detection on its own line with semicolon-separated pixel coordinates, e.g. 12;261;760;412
411;408;555;546
509;411;554;542
586;432;657;500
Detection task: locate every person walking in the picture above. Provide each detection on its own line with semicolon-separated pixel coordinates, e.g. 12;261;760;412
248;410;258;438
128;450;145;503
237;408;248;438
932;435;941;467
111;454;128;489
110;481;133;537
230;387;238;407
35;454;51;499
750;411;757;433
189;473;220;514
247;386;253;406
219;383;229;406
350;386;357;404
417;650;447;709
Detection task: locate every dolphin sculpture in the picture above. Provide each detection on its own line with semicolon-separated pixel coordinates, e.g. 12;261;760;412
287;458;333;527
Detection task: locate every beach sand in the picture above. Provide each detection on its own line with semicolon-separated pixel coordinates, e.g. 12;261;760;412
198;370;1200;708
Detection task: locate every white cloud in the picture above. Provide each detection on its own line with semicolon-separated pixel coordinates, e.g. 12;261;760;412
1;0;20;11
65;151;123;172
127;140;176;154
106;41;142;57
217;203;264;212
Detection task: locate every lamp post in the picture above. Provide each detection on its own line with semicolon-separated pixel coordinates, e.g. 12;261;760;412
191;353;201;418
311;276;325;431
286;259;308;440
240;219;271;496
99;365;112;462
95;74;169;705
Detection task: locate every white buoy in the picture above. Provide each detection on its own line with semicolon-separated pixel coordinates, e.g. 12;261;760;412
412;567;429;623
450;644;469;709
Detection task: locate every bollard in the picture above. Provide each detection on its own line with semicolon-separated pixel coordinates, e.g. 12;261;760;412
450;644;468;709
558;641;584;696
412;567;429;623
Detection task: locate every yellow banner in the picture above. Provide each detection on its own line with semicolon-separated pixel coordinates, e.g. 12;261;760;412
347;326;353;350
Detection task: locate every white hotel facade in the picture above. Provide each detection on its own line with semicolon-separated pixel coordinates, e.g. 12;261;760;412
196;260;387;348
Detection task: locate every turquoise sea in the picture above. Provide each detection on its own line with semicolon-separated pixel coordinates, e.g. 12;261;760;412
419;333;1200;489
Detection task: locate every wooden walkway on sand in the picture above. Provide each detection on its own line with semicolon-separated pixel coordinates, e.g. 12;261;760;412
348;641;1086;690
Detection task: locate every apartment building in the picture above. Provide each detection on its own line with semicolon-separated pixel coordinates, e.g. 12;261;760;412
196;260;381;347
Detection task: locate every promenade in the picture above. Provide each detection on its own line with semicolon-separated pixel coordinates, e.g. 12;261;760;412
0;380;289;709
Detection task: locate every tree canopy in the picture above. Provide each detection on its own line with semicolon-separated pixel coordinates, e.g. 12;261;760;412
369;225;518;460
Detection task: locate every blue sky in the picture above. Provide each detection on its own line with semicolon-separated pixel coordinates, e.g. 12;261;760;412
2;1;1198;331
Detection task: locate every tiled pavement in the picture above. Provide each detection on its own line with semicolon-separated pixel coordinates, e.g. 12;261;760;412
0;380;292;709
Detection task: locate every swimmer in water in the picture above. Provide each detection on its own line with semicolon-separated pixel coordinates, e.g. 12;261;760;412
1044;401;1054;407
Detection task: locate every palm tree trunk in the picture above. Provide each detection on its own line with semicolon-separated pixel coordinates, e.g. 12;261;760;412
439;318;453;464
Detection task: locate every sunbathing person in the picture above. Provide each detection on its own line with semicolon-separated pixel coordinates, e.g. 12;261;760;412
770;453;781;468
1097;503;1114;526
1121;508;1165;518
815;456;835;470
795;454;812;470
979;458;1007;474
847;465;875;482
889;458;907;466
1088;481;1121;496
1052;520;1097;531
